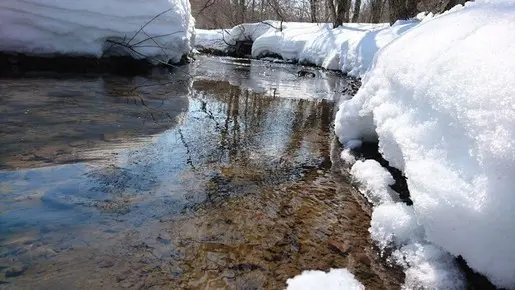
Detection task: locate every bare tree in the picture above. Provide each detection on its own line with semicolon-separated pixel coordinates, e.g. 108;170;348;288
351;0;361;22
406;0;417;16
195;0;218;18
389;0;405;24
389;0;418;24
267;0;286;22
250;0;256;21
310;0;318;22
370;0;383;23
191;0;473;29
328;0;337;24
331;0;350;27
234;0;246;23
442;0;467;11
344;0;351;22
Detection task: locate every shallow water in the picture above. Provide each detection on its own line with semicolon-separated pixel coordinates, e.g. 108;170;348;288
0;56;402;289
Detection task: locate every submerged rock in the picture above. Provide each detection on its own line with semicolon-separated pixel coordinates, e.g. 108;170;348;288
5;265;27;278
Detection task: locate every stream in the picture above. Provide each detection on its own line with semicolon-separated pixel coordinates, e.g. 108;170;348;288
0;56;403;289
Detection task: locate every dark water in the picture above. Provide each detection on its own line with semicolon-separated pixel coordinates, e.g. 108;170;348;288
0;56;402;289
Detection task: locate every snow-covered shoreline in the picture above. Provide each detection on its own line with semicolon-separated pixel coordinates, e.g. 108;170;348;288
335;1;515;289
197;2;515;289
1;0;513;287
0;0;195;64
194;17;429;77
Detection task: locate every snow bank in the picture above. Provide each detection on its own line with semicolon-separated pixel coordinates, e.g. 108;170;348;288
336;1;515;288
194;21;280;53
228;21;281;44
393;243;465;290
195;20;421;76
0;0;195;62
195;29;230;52
251;21;423;76
338;20;418;77
350;160;464;289
286;269;364;290
252;23;339;63
349;160;397;204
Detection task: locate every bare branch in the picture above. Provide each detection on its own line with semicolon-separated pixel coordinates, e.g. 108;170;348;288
141;30;169;60
104;39;194;79
130;31;185;47
195;0;218;17
127;8;174;45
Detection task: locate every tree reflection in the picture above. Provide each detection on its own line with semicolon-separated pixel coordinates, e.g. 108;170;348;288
0;75;190;169
191;80;336;204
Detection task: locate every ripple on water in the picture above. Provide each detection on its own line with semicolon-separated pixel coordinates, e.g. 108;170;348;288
0;56;401;288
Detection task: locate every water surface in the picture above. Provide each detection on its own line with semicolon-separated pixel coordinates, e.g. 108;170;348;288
0;56;402;289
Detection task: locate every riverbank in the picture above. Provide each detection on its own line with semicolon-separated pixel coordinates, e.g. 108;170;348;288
2;0;513;287
0;0;195;75
197;1;515;289
0;52;197;77
194;18;425;77
334;1;515;288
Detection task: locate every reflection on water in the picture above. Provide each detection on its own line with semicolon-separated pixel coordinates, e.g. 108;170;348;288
0;56;401;288
0;73;190;169
191;57;347;100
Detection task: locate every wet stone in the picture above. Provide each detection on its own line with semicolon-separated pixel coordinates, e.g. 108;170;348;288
5;265;27;278
68;140;87;147
98;259;115;268
356;253;372;266
327;238;352;256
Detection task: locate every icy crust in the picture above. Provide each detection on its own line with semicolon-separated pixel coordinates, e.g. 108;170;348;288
336;1;515;288
286;268;364;290
394;243;465;290
0;0;195;63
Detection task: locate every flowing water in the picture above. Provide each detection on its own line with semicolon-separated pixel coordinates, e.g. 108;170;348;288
0;56;403;289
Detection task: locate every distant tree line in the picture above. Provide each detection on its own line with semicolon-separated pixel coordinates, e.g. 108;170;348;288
192;0;468;28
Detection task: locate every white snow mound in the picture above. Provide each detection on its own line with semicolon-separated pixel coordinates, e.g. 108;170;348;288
335;1;515;288
350;160;397;204
252;22;411;76
286;268;364;290
370;203;422;248
195;29;230;52
0;0;195;62
348;159;463;288
393;243;465;290
195;20;422;77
